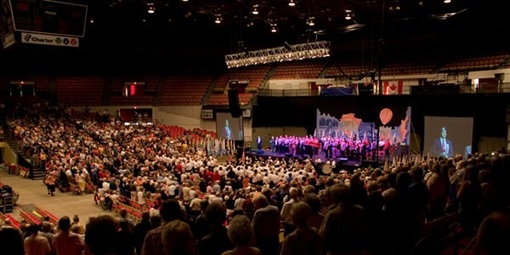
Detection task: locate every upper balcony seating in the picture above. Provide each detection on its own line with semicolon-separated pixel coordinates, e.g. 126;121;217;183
271;59;326;80
56;76;105;106
159;72;213;106
214;65;270;93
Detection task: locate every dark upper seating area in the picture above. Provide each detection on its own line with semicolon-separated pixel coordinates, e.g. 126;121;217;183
2;45;510;106
109;74;160;106
56;76;105;106
380;48;442;76
159;72;213;106
440;53;510;72
213;65;271;93
270;59;327;79
325;55;375;79
207;65;271;106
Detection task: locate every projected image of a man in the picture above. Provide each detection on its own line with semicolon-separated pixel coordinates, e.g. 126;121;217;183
432;127;454;158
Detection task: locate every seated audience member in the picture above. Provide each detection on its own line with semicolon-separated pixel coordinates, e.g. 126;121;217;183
222;215;261;255
85;215;118;255
281;202;321;255
162;220;197;255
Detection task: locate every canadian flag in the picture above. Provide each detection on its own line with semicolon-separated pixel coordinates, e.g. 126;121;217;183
383;81;403;95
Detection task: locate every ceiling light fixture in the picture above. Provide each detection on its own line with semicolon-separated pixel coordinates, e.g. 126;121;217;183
252;5;259;15
444;0;451;3
147;3;155;14
307;17;315;26
345;10;353;20
225;41;331;68
271;24;277;33
288;0;296;7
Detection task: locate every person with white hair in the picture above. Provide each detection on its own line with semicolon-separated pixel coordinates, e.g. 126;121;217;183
281;187;300;237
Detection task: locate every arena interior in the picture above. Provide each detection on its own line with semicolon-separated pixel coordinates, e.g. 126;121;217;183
1;0;510;255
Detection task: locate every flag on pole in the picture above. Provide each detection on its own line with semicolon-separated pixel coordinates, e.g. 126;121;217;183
383;81;403;95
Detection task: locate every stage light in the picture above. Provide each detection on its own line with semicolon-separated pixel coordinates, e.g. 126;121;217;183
225;41;331;68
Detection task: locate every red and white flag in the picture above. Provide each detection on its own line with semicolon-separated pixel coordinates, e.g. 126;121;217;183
383;81;403;95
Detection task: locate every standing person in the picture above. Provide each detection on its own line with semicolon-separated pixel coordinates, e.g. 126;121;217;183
134;212;152;255
0;225;24;255
281;187;300;237
251;196;280;255
281;202;321;255
85;215;118;255
52;216;84;255
269;136;276;152
44;168;59;196
141;199;184;255
24;223;51;255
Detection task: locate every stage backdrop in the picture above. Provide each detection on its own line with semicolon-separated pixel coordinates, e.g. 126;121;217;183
316;106;411;145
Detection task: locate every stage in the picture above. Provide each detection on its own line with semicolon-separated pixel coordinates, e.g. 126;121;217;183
245;149;384;173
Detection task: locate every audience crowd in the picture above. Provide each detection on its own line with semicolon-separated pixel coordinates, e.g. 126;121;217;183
1;102;510;255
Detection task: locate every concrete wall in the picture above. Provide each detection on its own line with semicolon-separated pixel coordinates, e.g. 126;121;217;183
0;142;17;165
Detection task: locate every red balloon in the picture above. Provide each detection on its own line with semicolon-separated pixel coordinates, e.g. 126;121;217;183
379;108;393;125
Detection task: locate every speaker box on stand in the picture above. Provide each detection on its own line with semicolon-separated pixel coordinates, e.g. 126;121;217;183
228;89;242;118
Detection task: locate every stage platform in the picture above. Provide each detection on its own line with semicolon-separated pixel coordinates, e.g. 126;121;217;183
246;150;384;173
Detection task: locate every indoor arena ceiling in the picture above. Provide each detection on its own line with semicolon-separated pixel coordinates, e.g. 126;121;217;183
1;0;508;70
84;0;508;52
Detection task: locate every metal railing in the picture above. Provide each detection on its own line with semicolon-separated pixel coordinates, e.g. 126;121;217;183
257;82;510;97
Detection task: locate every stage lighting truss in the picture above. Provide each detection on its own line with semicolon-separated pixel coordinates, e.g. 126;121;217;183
225;41;331;68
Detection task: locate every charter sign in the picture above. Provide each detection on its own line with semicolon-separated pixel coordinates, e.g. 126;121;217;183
21;32;79;47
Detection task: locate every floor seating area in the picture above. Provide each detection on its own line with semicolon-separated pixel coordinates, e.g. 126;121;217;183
190;127;216;138
56;76;105;106
18;207;41;225
160;125;186;138
110;195;158;224
33;205;60;225
0;211;20;229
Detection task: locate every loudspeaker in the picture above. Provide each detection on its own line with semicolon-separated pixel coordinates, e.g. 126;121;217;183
228;89;242;118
